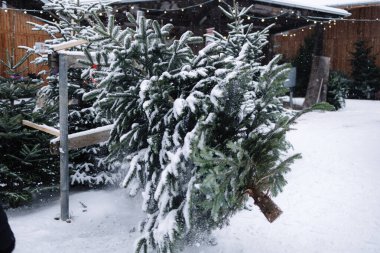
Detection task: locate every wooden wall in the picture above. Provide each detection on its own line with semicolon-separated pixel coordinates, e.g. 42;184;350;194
272;6;380;75
0;9;50;77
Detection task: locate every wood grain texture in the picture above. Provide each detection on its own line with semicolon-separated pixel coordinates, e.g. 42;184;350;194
0;10;50;77
272;6;380;75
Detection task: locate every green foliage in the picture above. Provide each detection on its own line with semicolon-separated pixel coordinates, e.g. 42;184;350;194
0;53;59;207
327;71;350;109
28;1;121;187
74;1;335;252
349;40;380;99
292;33;315;97
82;1;307;252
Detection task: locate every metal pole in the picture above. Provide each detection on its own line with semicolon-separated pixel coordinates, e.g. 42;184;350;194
59;54;69;221
289;89;294;109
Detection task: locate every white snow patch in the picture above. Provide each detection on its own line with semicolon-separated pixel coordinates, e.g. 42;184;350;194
6;100;380;253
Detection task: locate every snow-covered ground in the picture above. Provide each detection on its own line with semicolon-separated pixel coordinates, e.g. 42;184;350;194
7;99;380;253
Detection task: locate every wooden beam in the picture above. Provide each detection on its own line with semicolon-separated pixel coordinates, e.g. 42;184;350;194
22;120;60;137
50;39;88;52
50;124;113;154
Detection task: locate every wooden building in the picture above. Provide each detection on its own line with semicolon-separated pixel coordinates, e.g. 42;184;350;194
272;2;380;75
0;8;50;77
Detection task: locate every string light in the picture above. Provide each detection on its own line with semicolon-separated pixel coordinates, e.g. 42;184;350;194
1;4;379;25
140;0;214;14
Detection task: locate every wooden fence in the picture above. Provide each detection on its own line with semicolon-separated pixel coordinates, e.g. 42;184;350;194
0;9;50;77
272;6;380;75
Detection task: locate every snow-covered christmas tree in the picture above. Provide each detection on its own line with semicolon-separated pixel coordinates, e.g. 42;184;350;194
77;1;333;251
0;50;59;207
26;0;121;186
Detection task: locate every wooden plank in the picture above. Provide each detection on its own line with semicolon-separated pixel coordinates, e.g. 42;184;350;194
50;39;88;51
22;120;60;137
50;125;113;154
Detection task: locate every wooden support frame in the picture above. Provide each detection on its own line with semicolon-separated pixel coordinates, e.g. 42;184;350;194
22;120;60;137
22;120;113;154
50;125;113;154
49;39;88;52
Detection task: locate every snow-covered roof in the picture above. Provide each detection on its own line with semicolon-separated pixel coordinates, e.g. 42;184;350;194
310;0;380;7
41;0;153;4
255;0;351;16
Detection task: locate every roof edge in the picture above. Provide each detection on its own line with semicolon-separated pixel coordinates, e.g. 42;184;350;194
254;0;351;17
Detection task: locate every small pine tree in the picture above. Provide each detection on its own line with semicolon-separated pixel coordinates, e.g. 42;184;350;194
327;71;349;110
0;50;59;207
292;32;315;97
350;40;380;99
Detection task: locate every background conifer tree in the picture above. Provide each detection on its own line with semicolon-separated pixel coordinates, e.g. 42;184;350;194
0;50;59;207
350;40;380;99
26;0;121;186
292;33;315;97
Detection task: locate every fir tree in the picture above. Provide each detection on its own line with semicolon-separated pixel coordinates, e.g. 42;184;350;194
292;32;315;97
26;0;120;186
83;1;334;252
327;71;349;110
0;50;59;207
350;40;380;99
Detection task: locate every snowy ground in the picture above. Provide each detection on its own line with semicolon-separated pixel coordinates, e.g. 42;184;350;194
7;99;380;253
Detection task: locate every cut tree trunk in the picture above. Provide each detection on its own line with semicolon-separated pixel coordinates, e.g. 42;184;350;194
246;188;283;223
